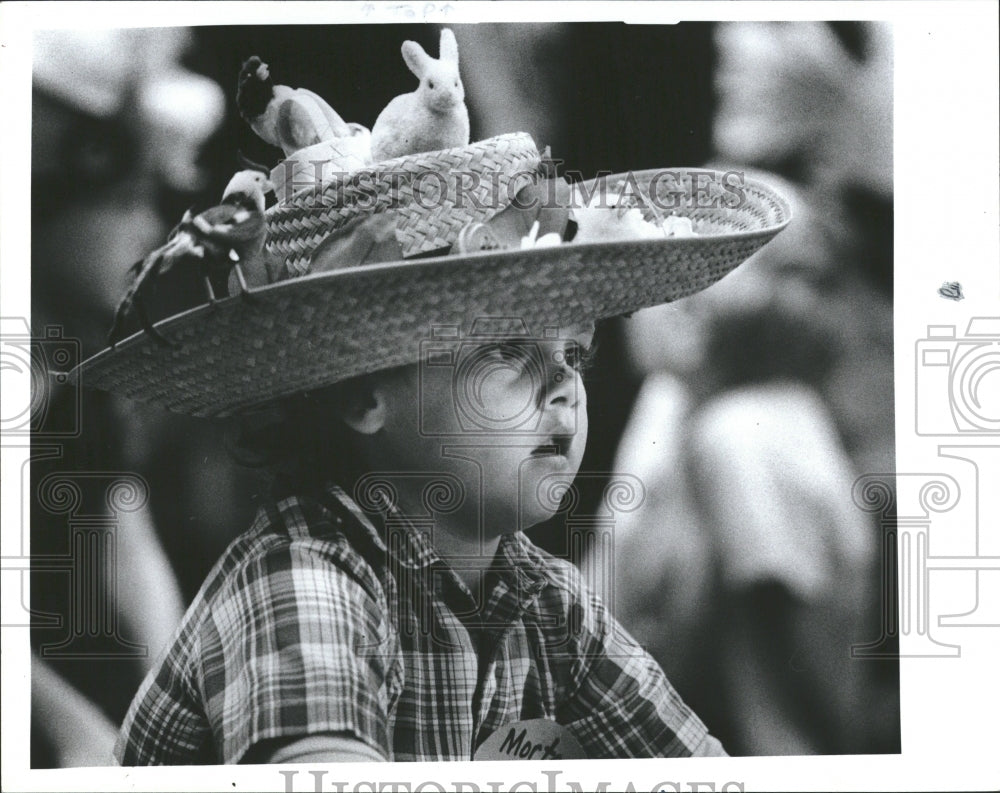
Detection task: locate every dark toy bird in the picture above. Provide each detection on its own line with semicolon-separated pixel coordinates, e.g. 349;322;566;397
107;169;274;349
237;56;350;157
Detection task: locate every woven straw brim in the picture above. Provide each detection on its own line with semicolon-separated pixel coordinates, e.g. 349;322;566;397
266;132;541;273
75;173;790;418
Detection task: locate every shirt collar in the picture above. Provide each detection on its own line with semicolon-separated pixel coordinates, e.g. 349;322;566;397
315;482;550;597
315;482;444;571
495;532;552;597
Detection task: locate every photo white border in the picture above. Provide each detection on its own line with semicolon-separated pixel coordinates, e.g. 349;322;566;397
2;2;998;791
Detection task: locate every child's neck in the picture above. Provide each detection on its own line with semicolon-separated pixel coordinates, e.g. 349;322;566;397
386;485;506;596
427;519;502;595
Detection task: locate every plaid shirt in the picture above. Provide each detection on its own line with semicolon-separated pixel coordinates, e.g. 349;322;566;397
115;484;725;764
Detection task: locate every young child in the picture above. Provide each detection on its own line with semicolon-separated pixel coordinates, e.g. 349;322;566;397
113;314;728;763
98;34;788;764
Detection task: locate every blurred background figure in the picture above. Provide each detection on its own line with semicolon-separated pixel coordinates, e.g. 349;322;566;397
32;28;226;342
30;27;229;768
28;22;899;765
590;22;898;755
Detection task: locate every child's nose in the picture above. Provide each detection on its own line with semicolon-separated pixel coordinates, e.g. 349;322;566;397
544;361;582;410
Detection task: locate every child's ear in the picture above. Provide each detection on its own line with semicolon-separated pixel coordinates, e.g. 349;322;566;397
338;382;387;435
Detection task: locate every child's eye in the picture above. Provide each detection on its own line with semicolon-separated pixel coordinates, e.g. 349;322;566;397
563;342;597;373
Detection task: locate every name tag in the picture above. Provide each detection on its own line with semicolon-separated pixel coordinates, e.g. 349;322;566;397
474;719;586;761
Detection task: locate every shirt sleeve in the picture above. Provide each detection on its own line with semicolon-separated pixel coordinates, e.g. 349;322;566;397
556;581;727;758
195;537;401;763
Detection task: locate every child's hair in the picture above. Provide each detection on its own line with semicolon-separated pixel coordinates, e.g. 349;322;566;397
229;370;394;500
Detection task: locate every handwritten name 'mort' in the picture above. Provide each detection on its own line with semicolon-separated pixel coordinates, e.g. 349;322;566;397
498;726;563;760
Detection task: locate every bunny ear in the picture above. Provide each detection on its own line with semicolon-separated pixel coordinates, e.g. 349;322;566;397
401;40;431;78
439;28;459;65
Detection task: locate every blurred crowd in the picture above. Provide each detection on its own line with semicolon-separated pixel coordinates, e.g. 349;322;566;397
28;22;898;765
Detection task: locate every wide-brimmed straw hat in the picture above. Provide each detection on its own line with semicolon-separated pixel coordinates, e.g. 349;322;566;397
73;132;790;418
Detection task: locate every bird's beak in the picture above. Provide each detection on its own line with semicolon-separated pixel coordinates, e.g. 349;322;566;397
263;179;276;195
256;62;270;80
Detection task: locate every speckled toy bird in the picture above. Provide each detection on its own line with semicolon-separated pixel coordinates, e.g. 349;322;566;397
107;169;274;349
237;56;352;157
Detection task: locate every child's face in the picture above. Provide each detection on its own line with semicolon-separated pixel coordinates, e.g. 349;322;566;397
364;322;596;537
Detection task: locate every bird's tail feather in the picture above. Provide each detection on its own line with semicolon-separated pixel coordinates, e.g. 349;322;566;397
108;248;163;347
134;298;177;349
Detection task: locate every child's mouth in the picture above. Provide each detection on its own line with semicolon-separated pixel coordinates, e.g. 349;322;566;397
530;435;572;458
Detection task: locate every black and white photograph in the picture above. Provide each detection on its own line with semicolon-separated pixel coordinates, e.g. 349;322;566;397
2;2;997;791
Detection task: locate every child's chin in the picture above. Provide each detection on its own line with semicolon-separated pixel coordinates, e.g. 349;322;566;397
515;462;582;525
517;501;561;532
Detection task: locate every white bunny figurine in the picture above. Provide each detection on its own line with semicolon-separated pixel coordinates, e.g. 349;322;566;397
370;28;470;161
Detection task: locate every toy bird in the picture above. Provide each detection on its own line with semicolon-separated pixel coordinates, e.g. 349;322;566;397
237;56;352;157
107;169;274;349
